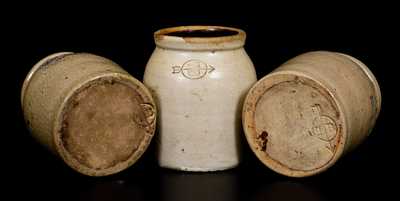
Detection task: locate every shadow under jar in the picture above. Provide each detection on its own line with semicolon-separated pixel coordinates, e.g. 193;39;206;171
144;26;257;171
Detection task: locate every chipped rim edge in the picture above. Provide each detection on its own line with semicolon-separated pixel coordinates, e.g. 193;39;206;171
242;70;348;178
154;25;246;51
21;52;74;108
53;73;156;176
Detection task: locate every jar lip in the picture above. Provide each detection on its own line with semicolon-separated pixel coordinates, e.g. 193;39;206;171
154;26;246;51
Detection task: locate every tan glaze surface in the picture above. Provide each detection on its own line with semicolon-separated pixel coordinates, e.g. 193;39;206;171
243;51;381;177
22;53;156;176
61;80;147;170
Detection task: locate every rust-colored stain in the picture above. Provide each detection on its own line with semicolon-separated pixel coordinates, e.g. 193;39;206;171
256;131;269;152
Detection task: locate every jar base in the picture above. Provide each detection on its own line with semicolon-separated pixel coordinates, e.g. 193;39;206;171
54;75;156;176
243;72;346;177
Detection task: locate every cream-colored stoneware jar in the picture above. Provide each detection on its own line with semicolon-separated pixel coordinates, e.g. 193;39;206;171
21;52;156;176
144;26;257;171
243;51;381;177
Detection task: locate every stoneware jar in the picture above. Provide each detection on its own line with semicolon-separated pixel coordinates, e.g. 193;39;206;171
242;51;381;177
144;26;257;171
21;52;156;176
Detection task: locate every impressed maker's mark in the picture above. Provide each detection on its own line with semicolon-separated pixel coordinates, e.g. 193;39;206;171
172;59;215;80
308;104;338;153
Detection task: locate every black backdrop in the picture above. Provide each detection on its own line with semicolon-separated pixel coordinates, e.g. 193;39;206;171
3;6;399;201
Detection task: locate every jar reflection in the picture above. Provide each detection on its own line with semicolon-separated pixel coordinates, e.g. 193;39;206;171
160;171;239;201
252;181;328;201
76;180;145;201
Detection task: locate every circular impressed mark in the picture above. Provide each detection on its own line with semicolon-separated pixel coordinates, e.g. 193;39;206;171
172;59;215;80
243;75;343;176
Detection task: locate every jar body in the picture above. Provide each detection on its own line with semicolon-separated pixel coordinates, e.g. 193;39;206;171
144;47;256;171
243;51;381;177
22;53;156;176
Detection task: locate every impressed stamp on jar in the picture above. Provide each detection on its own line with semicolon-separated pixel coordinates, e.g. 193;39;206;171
172;59;215;80
243;51;381;177
308;104;338;153
147;26;256;171
22;53;157;176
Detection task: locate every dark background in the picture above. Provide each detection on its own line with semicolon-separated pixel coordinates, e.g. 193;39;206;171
3;5;399;201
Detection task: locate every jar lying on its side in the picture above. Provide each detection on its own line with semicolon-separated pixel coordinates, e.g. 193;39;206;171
243;51;381;177
21;52;156;176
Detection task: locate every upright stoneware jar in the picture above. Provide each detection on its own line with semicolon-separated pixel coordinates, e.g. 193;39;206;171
243;51;381;177
21;52;156;176
144;26;257;171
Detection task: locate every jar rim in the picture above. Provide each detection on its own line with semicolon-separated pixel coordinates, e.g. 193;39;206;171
154;26;246;51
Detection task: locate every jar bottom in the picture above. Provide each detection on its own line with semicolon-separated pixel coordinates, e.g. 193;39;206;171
55;76;156;176
243;73;346;177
